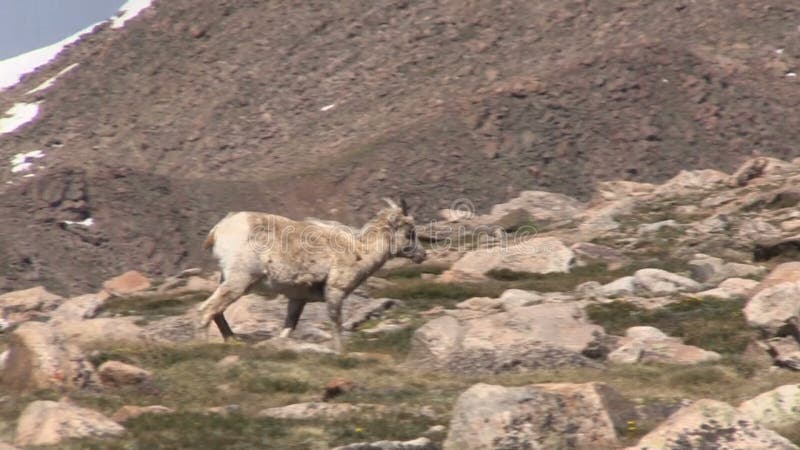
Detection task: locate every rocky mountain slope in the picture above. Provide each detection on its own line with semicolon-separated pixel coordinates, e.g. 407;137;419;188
1;157;800;448
1;0;799;293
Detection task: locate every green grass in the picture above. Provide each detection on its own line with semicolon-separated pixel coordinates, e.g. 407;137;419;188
371;279;505;309
586;298;756;355
347;326;418;358
100;292;207;320
378;263;447;280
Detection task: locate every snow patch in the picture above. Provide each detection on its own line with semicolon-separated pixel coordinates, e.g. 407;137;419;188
10;150;45;173
26;63;80;95
0;103;41;135
0;23;99;91
320;103;336;112
63;218;95;227
111;0;154;29
787;72;798;78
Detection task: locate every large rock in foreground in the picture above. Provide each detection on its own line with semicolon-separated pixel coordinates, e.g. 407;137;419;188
15;400;125;447
444;382;635;450
407;303;605;373
627;399;798;450
2;322;96;391
738;384;800;432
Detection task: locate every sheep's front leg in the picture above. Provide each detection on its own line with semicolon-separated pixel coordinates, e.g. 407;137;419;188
213;313;235;340
279;298;307;338
325;287;347;354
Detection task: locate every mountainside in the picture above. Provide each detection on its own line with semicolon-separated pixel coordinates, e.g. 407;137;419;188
1;0;799;293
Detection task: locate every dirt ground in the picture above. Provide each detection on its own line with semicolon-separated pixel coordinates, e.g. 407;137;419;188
0;0;799;293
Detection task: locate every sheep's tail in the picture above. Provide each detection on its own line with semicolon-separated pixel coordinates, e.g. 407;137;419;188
203;225;217;251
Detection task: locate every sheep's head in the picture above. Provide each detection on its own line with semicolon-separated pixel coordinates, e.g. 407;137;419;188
381;198;426;263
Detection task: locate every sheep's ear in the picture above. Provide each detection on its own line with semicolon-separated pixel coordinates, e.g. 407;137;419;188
383;198;399;209
400;199;409;215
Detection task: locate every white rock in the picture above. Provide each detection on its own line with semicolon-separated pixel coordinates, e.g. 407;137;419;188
633;268;702;296
744;282;800;335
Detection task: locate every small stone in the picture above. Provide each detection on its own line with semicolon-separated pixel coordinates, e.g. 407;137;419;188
98;361;152;386
102;271;152;295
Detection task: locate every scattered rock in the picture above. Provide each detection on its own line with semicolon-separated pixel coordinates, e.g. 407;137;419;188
600;276;636;298
205;404;241;416
333;437;438;450
407;303;606;373
257;402;386;420
50;292;110;322
111;405;174;423
595;180;655;201
0;286;62;326
484;190;585;227
694;277;759;300
344;298;402;331
608;326;721;365
750;262;800;297
57;316;150;346
633;268;702;296
627;399;798;450
2;322;96;391
688;254;765;285
102;270;152;296
444;382;635;450
442;237;574;281
765;337;800;370
652;169;729;198
738;384;800;431
570;242;631;270
361;320;411;335
498;288;543;310
638;220;680;235
98;361;152;386
744;282;800;336
755;234;800;262
729;157;768;187
15;400;125;447
256;337;335;355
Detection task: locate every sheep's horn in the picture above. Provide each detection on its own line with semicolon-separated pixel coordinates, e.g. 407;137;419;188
383;198;399;209
400;199;409;215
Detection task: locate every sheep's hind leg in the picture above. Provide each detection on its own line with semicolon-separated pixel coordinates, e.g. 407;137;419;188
279;298;307;338
197;271;257;339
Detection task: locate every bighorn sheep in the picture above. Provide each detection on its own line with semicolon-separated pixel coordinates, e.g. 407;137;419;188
197;199;426;353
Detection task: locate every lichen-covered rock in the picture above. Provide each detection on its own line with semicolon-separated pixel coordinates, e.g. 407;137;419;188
407;303;606;373
15;400;125;447
627;399;798;450
444;382;635;450
738;384;800;431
